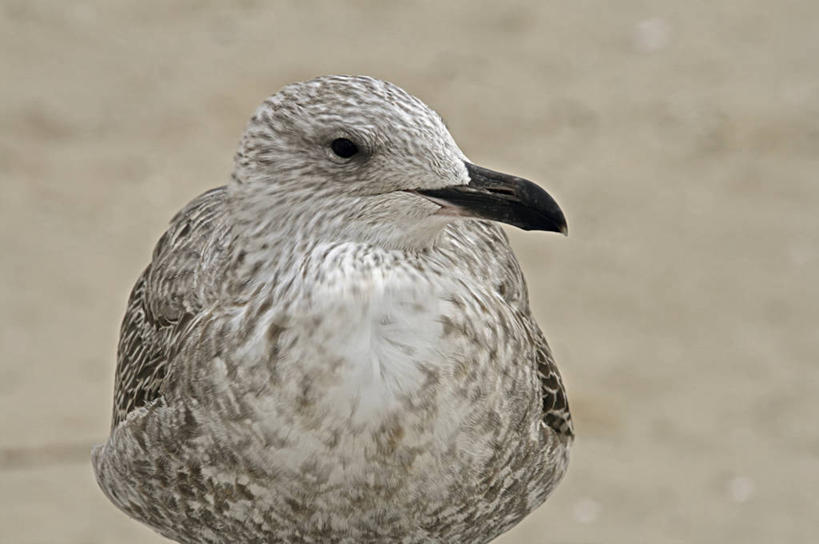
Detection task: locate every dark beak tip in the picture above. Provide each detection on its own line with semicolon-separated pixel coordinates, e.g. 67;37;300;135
557;208;568;236
532;198;567;236
538;216;567;236
426;162;570;235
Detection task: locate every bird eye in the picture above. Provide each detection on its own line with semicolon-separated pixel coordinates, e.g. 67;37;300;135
330;138;359;159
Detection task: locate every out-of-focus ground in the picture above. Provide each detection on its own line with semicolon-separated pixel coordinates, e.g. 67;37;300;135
1;1;817;542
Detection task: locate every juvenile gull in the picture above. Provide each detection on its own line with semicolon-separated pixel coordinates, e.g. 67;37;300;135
93;75;573;544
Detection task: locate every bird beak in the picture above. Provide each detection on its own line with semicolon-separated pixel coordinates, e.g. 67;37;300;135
416;162;568;234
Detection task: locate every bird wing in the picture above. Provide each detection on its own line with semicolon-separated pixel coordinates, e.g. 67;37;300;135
533;331;573;438
111;186;232;428
453;221;573;438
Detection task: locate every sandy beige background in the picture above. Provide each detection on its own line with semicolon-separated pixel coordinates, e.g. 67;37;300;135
2;1;817;542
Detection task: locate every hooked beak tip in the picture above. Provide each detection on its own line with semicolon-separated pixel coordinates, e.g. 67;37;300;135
413;162;568;235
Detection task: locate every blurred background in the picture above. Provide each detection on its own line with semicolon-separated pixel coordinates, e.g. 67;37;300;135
1;1;817;542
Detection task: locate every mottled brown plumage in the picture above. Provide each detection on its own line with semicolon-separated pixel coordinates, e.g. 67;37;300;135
94;75;572;544
112;187;232;428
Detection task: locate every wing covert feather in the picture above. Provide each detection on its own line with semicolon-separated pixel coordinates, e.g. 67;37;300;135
111;187;231;427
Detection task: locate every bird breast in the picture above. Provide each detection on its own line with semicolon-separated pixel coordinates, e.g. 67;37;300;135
278;255;450;429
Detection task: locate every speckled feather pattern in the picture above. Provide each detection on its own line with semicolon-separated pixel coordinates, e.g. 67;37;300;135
94;75;572;544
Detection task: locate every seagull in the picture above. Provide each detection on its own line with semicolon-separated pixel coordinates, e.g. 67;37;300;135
93;75;573;544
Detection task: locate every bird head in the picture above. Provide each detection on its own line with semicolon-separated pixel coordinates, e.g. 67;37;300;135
230;75;566;250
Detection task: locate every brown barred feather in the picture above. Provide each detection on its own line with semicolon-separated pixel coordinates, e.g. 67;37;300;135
111;187;232;427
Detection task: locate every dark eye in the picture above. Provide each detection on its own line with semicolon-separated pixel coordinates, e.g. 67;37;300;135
330;138;359;159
